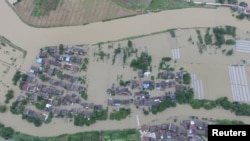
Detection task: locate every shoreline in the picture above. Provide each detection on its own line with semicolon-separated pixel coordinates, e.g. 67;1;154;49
1;104;250;137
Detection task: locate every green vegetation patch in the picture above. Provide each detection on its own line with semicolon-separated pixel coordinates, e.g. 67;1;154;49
0;105;7;113
110;108;131;120
213;26;236;47
196;30;203;44
12;71;28;89
31;0;61;16
204;28;212;45
0;124;14;140
74;109;108;126
151;99;176;114
111;0;152;10
130;52;152;72
215;119;244;125
169;29;176;38
11;128;139;141
147;0;190;11
5;90;14;104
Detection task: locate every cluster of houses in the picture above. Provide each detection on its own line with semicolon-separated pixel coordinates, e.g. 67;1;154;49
134;91;175;107
17;45;106;122
36;45;86;72
107;70;190;108
142;119;209;141
23;108;49;122
44;102;103;119
23;45;87;94
15;92;104;122
23;104;103;121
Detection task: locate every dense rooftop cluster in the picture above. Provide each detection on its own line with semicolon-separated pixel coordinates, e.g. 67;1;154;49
11;44;107;126
107;70;190;109
142;119;210;141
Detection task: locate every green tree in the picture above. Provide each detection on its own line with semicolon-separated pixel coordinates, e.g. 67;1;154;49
74;114;85;126
189;99;203;109
239;1;248;7
162;57;172;62
226;49;234;56
216;97;232;110
33;118;42;127
12;71;21;85
225;39;236;45
5;90;14;104
213;27;226;47
228;0;238;4
0;105;7;113
59;44;64;54
130;52;152;72
204;29;212;45
217;0;225;3
176;89;194;104
236;13;245;20
169;30;176;38
0;127;14;139
128;40;133;48
183;73;191;84
225;26;236;37
80;91;88;100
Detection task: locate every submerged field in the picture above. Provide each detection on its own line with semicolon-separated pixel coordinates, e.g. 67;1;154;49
10;0;217;27
1;26;250;138
1;0;250;137
12;0;135;27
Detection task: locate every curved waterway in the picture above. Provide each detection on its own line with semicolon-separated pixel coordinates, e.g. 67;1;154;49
0;1;249;48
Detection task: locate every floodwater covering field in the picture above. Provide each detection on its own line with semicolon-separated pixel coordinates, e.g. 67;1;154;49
1;0;250;137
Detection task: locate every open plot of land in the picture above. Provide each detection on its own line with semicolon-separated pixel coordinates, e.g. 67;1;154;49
2;28;250;137
13;0;136;27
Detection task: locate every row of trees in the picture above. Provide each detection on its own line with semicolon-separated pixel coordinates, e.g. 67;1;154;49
217;0;237;4
110;108;131;120
21;115;42;127
12;71;21;85
151;99;176;115
74;109;108;126
196;30;203;44
183;72;191;84
151;85;250;117
204;28;212;45
5;90;14;104
189;96;250;116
